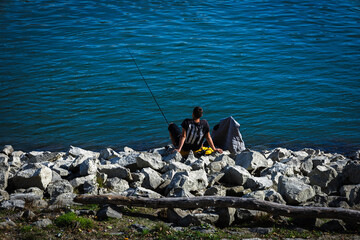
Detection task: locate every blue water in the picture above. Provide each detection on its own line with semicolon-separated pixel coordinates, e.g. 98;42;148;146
1;0;360;154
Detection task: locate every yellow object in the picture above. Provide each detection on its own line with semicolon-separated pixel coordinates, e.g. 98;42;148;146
195;147;214;155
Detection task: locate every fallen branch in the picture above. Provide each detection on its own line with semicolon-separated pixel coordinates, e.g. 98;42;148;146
74;195;360;222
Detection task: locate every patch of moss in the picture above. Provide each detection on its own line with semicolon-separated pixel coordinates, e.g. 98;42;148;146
54;212;94;229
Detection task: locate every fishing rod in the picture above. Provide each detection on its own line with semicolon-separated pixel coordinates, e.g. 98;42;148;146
126;46;170;126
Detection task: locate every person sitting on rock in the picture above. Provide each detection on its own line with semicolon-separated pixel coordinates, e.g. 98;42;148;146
168;106;223;156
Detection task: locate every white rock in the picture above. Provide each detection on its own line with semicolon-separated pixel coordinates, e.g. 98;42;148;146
223;165;251;186
209;155;235;173
235;150;272;172
105;177;129;193
309;165;338;189
67;146;99;159
268;148;292;162
98;164;130;179
136;152;164;171
278;176;315;205
79;158;98;176
121;187;162;198
11;163;52;190
141;167;164;190
245;176;273;190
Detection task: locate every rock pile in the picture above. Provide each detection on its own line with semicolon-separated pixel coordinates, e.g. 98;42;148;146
0;144;359;229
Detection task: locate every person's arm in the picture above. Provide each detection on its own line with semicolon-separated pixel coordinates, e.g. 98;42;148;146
205;132;223;153
174;128;186;152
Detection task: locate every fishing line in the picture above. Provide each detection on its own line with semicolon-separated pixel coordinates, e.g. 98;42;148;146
126;46;169;126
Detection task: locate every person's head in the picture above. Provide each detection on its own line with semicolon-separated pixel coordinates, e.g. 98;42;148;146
192;106;203;119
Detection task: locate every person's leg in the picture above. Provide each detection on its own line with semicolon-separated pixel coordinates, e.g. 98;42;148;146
168;123;181;147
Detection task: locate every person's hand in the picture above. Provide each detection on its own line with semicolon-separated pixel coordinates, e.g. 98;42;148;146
215;148;223;154
173;148;180;153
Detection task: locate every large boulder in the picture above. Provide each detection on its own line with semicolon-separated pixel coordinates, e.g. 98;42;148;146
278;176;315;205
208;155;235;173
163;162;192;173
141;167;164;190
340;184;360;206
167;170;208;193
223;166;251;186
46;180;73;199
99;148;120;160
245;176;273;191
136;152;164;171
267;148;292;162
309;165;338;189
105;177;129;193
235;150;272;173
27;151;62;163
260;162;294;184
342;161;360;184
109;151;140;171
79;158;98;176
10;163;52;190
98;164;130;179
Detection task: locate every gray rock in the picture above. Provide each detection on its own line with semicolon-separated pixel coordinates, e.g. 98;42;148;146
235;208;264;222
167;188;195;198
216;207;236;227
243;190;266;201
27;151;62;163
70;174;96;188
136;152;164;171
0;189;9;202
1;145;14;156
79;158;98;176
330;159;348;173
96;205;123;220
300;158;313;175
163;162;192;173
207;172;225;187
309;165;338;189
264;189;286;204
162;152;182;162
311;155;330;168
51;171;62;182
141;167;163;190
235;149;272;173
343;161;360;184
226;186;247;197
209;155;235;173
223;165;251;186
281;157;301;174
99;148;120;160
268;148;291;162
98;164;130;179
245;176;273;190
204;185;226;196
110;152;140;171
179;212;219;227
340;184;360;206
121;187;162;198
105;178;129;193
17;187;44;197
21;210;36;220
0;199;25;210
32;219;52;228
83;180;98;194
49;193;78;208
278;176;315;205
0;154;10;190
129;172;145;188
162;170;176;181
67;146;99;159
260;162;294;184
47;180;73;199
10;163;52;190
167;170;208;193
292;150;309;161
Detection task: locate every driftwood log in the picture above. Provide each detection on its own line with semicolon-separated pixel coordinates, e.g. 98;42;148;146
74;195;360;222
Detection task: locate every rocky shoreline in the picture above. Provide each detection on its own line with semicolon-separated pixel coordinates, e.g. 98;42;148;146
0;144;360;233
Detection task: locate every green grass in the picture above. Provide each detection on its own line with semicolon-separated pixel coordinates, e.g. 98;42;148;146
54;212;94;229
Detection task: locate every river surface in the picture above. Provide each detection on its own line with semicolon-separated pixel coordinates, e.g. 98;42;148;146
1;0;360;154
